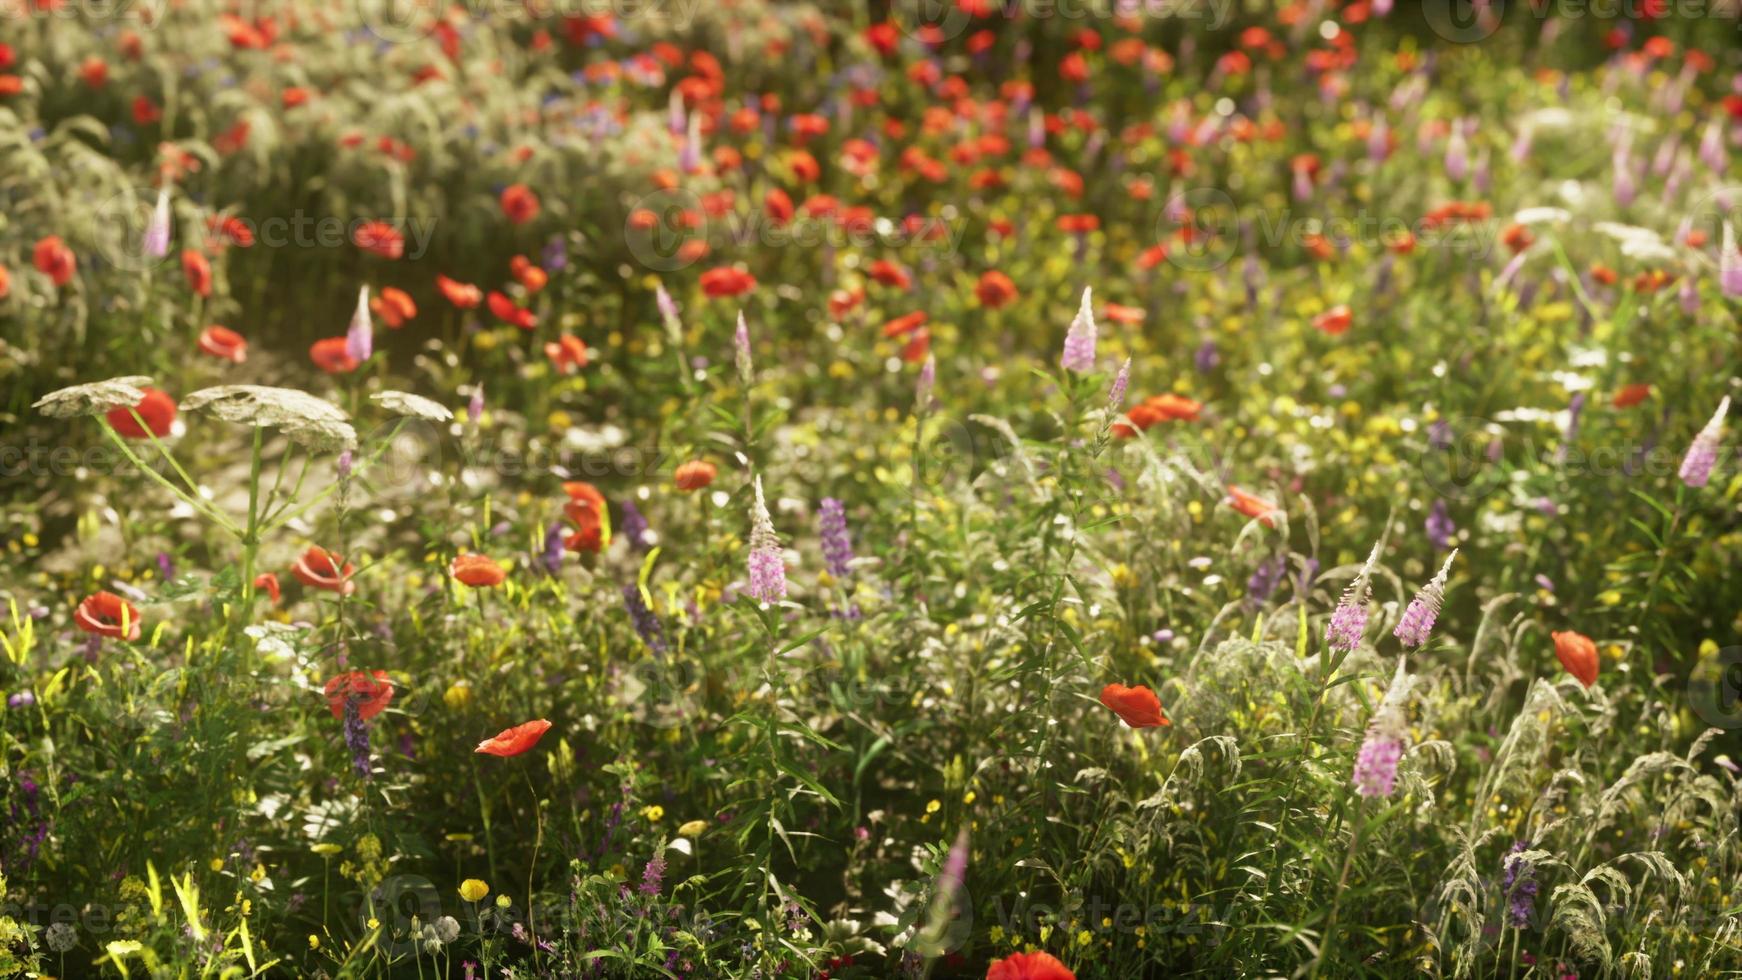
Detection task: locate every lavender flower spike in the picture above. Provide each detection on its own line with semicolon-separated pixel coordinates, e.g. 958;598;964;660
1107;357;1130;411
346;285;373;364
734;310;753;384
818;497;854;578
1352;658;1414;798
1060;286;1097;373
746;476;787;602
916;354;936;413
1394;549;1457;648
467;383;485;426
1679;395;1731;488
1722;223;1742;300
1325;541;1381;653
143;187;171;259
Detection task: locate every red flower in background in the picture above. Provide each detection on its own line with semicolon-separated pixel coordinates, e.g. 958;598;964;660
75;592;142;642
309;337;360;373
674;459;716;491
324;670;394;720
986;950;1077;980
437;275;482;309
509;255;547;293
132;96;162;126
208;215;254;248
181;249;212;297
1099;683;1169;729
106;387;177;439
292;546;356;595
253;572;280;605
0;265;10;299
1312;305;1353;336
78;56;108;89
1226;486;1278;528
451;554;508;588
354;221;405;259
975;270;1018;309
699;266;756;298
487;291;537;329
501;183;540;224
475;719;552;757
562;481;608;553
544;334;589;374
33;236;76;286
1612;384;1652;408
764;187;795;226
370;287;417;328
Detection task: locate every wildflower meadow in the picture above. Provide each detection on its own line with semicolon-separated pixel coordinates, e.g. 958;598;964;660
4;1;1742;977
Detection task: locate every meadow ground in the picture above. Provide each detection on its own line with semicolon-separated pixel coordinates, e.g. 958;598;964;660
3;2;1742;978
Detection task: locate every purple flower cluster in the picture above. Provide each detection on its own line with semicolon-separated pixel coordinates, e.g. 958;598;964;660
1502;841;1538;927
1426;499;1455;549
1394;550;1457;649
639;854;666;897
342;698;371;780
1351;734;1402;798
747;478;787;603
818;498;855;579
622;584;667;655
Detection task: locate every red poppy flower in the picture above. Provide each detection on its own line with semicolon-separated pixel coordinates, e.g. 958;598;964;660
282;86;311;108
986;950;1077;980
451;554;508;588
867;259;911;289
674;459;717;491
208;215;254;248
370;287;417;328
0;76;22;98
33;236;76;287
975;270;1018;309
181;249;212;297
324;670;394;720
106;387;177;439
253;572;280;605
699;266;757;299
500;183;540;224
544;335;589;374
132;95;162;126
353;221;405;260
475;719;552;757
882;311;928;338
1612;383;1651;408
764;187;795;226
0;265;10;300
1102;303;1145;325
1226;486;1278;528
75;591;142;642
1312;305;1353;336
1500;223;1534;254
78;56;108;88
487;291;537;329
198;325;247;363
437;275;482;309
0;43;12;69
563;481;606;509
1147;393;1201;422
1099;683;1169;729
509;255;548;293
1552;630;1599;688
292;546;356;595
309;337;360;373
901;329;930;364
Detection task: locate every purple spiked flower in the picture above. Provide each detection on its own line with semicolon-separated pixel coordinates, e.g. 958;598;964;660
1679;396;1731;488
623;583;666;655
1352;658;1413;798
1722;224;1742;300
1325;542;1380;653
144;187;171;259
345;286;373;364
468;384;484;426
734;311;753;384
1060;287;1097;373
1107;357;1130;412
916;354;936;413
746;477;786;603
1502;842;1538;927
1394;549;1457;648
342;698;371;780
818;497;854;578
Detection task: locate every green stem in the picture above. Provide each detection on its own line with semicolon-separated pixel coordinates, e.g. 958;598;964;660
99;421;239;534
